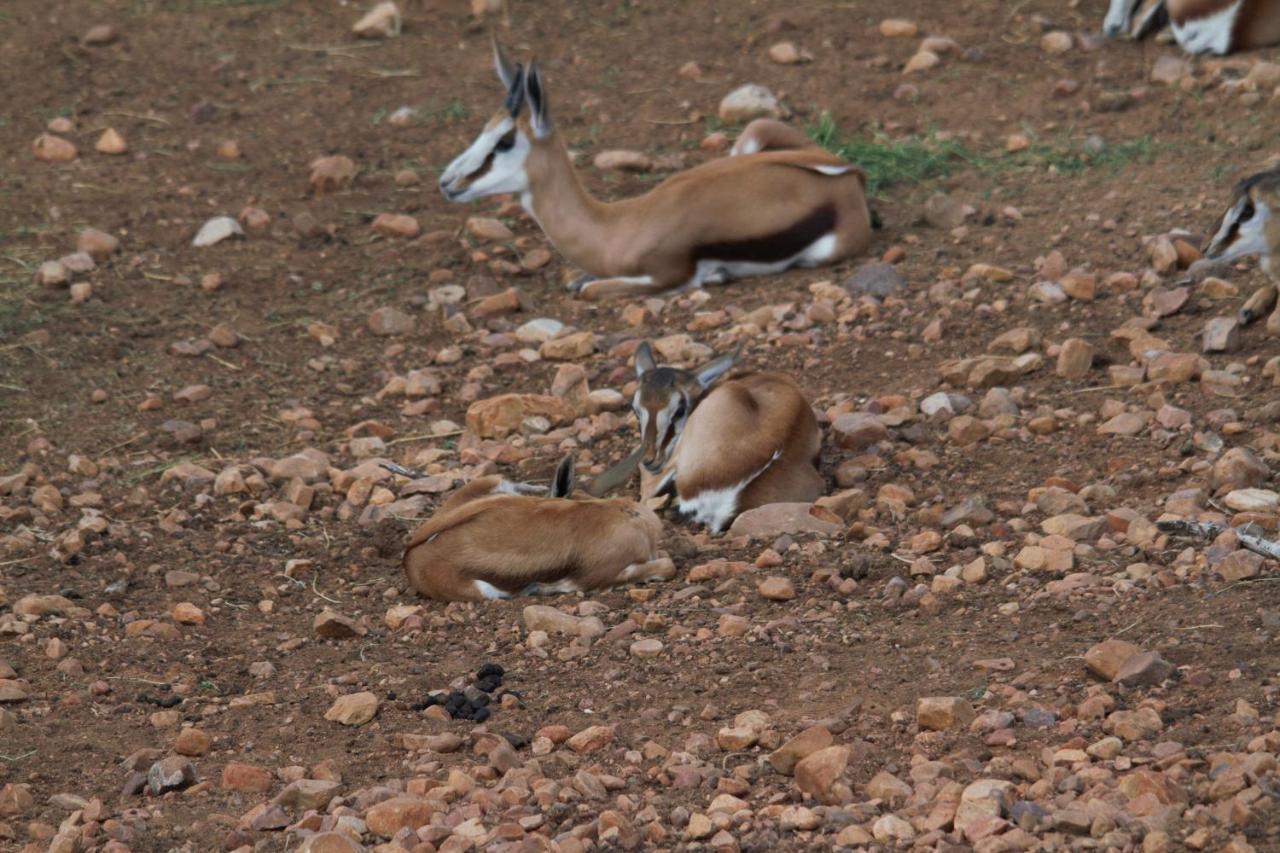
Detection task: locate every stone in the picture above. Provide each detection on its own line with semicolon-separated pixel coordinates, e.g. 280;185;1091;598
1085;639;1140;680
917;697;976;731
989;327;1041;354
718;84;783;123
1217;549;1263;582
769;726;833;775
366;796;436;837
466;394;575;439
831;412;889;450
466;217;514;241
1114;651;1174;687
873;813;915;841
299;833;364;853
1151;55;1191;85
1212;447;1269;490
367;306;414;336
82;24;118;45
630;638;663;658
924;193;966;229
274;779;340;811
1098;412;1147;436
954;779;1014;834
729;503;842;538
192;215;244;248
540;330;595;360
33;134;77;162
1203;317;1241;352
794;746;849;799
866;771;912;805
523;605;585;635
594;150;651;171
309;155;356;194
768;41;808;64
353;1;401;38
78;228;119;260
95;127;127;155
1057;338;1094;379
844;262;905;297
567;724;615;753
37;260;68;288
904;50;940;74
0;784;34;817
1223;488;1278;512
757;576;796;600
174;727;211;755
371;213;419;238
222;762;272;793
1041;31;1073;53
147;756;197;794
324;692;379;726
314;609;366;639
948;415;990;446
880;18;918;37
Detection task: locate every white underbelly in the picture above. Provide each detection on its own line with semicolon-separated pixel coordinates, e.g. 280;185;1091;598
1172;0;1241;54
695;232;838;286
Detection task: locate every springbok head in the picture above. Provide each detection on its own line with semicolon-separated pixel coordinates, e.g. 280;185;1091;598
632;342;738;475
1205;166;1280;274
438;40;553;203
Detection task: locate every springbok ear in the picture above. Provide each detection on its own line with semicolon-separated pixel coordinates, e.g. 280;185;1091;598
695;348;739;389
524;61;552;139
493;37;520;92
503;64;526;118
634;341;656;377
551;455;576;498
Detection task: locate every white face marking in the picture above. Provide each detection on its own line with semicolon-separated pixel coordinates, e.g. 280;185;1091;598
1207;196;1271;263
1172;0;1242;54
640;394;687;473
438;115;532;202
473;580;511;600
1104;0;1139;37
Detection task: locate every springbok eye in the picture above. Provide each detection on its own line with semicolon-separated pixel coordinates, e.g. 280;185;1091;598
673;401;687;420
494;130;516;153
1239;200;1255;223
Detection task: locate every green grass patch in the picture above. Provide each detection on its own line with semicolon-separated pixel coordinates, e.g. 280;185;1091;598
806;112;974;196
1005;135;1155;175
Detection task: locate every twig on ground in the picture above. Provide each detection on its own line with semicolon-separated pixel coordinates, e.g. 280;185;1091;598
1158;519;1280;560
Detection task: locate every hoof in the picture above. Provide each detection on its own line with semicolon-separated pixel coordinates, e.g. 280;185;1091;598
567;273;595;293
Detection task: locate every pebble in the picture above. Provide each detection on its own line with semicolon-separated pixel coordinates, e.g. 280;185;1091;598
192;216;244;247
1202;316;1240;352
1040;31;1073;54
1056;338;1094;379
594;150;652;171
757;576;796;600
467;217;514;241
768;41;809;64
353;1;401;38
917;696;975;730
718;84;783;123
309;155;356;194
32;134;77;162
371;213;420;238
95;128;127;155
630;638;663;658
78;228;119;260
324;691;379;725
879;18;918;37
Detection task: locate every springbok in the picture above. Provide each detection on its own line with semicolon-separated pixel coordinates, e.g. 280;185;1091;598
615;342;824;534
1105;0;1280;54
402;456;673;602
438;42;873;300
1204;165;1280;335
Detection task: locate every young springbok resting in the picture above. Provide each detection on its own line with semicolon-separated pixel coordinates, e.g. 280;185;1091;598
1105;0;1280;54
438;42;873;300
617;342;823;534
1204;165;1280;335
402;456;673;602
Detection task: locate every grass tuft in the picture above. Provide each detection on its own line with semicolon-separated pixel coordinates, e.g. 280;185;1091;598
806;112;973;196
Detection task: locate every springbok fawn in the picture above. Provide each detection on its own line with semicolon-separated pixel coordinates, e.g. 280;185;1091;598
438;42;872;300
1105;0;1280;53
1204;165;1280;335
402;456;672;602
628;342;823;534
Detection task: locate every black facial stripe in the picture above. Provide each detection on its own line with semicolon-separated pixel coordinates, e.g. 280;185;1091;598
465;150;496;183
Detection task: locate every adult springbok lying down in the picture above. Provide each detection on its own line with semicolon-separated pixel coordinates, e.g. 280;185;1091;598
1104;0;1280;54
587;342;823;534
402;456;673;602
1203;165;1280;335
438;42;873;300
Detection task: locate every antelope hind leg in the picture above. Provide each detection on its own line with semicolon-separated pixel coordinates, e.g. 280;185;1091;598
566;273;597;293
1239;284;1278;325
618;556;677;585
576;275;669;300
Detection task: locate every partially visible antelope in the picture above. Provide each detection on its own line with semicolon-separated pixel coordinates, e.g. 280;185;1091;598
438;42;872;300
607;342;824;534
402;456;673;602
1105;0;1280;54
1203;164;1280;335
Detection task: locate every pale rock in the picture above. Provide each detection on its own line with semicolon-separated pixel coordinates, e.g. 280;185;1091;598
1203;316;1240;352
729;503;842;538
1041;31;1073;53
594;150;651;172
794;746;849;799
353;1;401;39
309;155;356;194
917;696;975;731
466;217;514;241
904;50;940;74
1057;338;1094;379
95;128;127;155
1151;55;1191;85
32;134;77;162
718;84;783;123
880;18;918;37
192;216;244;248
1223;488;1278;512
324;691;379;726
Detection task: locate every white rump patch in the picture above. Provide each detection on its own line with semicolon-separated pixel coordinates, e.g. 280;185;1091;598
473;580;511;600
1173;0;1241;54
677;450;782;534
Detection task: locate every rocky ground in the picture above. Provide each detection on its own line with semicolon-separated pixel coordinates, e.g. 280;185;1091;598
2;0;1280;851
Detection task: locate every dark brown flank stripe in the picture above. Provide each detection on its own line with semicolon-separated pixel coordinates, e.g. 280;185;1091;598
693;204;837;264
1170;0;1235;24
